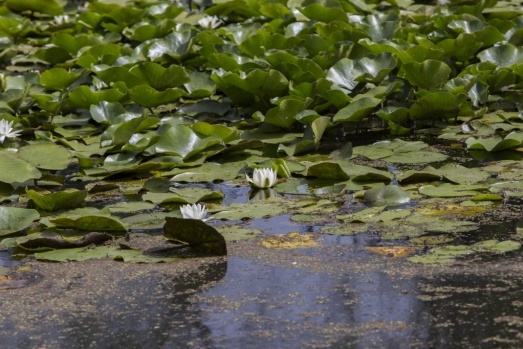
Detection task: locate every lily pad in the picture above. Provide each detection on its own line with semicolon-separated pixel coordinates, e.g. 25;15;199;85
215;226;262;241
163;217;226;255
419;184;486;198
26;189;88;211
34;245;180;263
471;239;521;253
49;208;127;233
408;245;473;264
213;198;287;220
0;207;40;237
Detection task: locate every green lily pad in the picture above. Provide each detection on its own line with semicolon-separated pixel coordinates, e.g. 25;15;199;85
107;201;156;213
0;207;40;237
419;184;485;197
466;132;523;152
409;92;467;121
34;245;180;263
213;198;287;220
121;211;181;230
0;152;41;184
333;97;382;123
18;143;72;171
215;226;262;241
148;125;222;159
163;217;226;255
49;208;127;233
40;68;81;91
143;187;223;205
471;239;521;253
438;164;490;184
26;189;87;211
408;245;473;264
477;44;523;68
321;223;369;236
128;86;186;109
398;59;451;90
410;235;455;246
170;162;244;182
6;0;63;15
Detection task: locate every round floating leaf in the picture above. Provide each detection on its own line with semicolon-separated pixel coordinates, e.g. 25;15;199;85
215;226;262;241
35;245;180;263
466;132;523;152
0;153;41;184
299;4;349;23
107;201;156;213
471;240;521;253
326;58;357;92
143;187;223;205
163;217;226;255
307;162;350;180
477;44;523;68
121;212;181;230
128;86;186;109
0;207;40;237
398;60;451;90
6;0;63;15
364;185;411;207
213;198;287;220
18;143;72;170
438;164;490;184
333;97;382;123
67;84;127;109
409;92;467;121
419;184;483;197
26;189;87;211
257;96;312;129
40;68;81;91
408;245;473;264
50;208;127;233
384;151;448;164
151;125;222;159
170;162;244;182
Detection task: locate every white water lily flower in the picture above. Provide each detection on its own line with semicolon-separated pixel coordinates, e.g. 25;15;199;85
246;168;278;189
52;15;71;26
0;120;21;144
180;203;209;221
197;15;224;29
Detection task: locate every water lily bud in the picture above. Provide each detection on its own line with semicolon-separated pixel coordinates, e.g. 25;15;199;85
0;73;6;93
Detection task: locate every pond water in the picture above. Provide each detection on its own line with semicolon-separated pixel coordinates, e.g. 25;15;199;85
1;135;522;347
1;200;522;348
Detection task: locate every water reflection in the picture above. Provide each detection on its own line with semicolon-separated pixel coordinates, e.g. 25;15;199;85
0;260;227;348
199;256;429;348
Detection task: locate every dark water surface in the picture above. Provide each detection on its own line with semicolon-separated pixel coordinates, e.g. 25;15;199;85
1;211;523;348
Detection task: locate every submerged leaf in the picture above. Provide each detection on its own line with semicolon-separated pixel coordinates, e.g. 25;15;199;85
364;185;411;207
